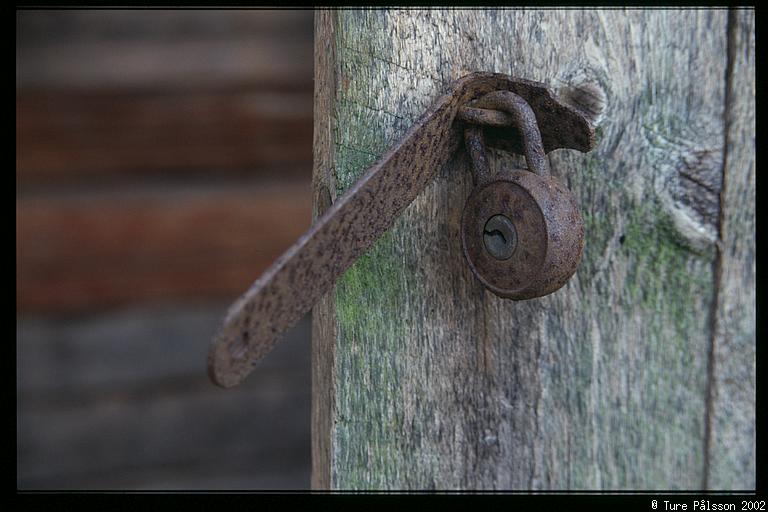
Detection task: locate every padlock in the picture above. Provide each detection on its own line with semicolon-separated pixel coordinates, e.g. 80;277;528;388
460;90;584;300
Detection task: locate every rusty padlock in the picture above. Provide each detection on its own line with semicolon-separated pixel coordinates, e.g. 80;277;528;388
460;90;584;300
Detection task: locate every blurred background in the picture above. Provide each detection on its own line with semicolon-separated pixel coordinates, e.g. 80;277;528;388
16;10;315;489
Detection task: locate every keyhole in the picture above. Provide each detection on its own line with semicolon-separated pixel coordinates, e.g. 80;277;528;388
483;215;517;260
484;228;507;251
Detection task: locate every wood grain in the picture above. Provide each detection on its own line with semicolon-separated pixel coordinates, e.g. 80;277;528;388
16;11;313;186
313;9;753;490
705;9;755;490
16;10;316;490
17;10;313;90
17;181;311;312
18;306;311;490
16;10;316;313
310;10;338;491
16;87;312;185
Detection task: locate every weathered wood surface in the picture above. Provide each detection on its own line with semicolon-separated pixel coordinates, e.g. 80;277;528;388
17;88;312;185
18;180;311;312
16;10;312;90
706;9;755;490
18;306;311;490
312;9;754;490
17;10;315;490
17;10;313;185
16;10;314;313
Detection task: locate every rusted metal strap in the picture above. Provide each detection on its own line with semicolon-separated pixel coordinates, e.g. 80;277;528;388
208;72;594;388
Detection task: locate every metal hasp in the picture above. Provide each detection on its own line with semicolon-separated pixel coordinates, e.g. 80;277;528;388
208;72;595;388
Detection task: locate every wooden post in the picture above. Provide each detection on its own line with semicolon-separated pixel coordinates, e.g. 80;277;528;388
311;9;754;490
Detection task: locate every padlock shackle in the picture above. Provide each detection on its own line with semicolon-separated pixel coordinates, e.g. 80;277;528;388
471;90;551;178
463;125;493;186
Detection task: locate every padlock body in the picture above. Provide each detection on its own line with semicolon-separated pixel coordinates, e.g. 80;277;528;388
461;170;584;300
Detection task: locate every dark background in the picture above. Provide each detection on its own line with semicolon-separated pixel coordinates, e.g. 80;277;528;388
17;10;315;489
